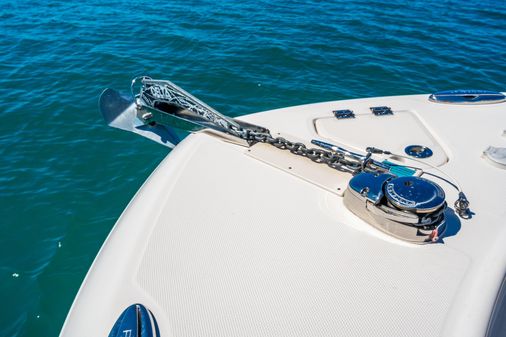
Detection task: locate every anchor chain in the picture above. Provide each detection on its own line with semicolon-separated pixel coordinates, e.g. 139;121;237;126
240;129;361;174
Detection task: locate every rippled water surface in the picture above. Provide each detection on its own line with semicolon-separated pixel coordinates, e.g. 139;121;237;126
0;1;505;336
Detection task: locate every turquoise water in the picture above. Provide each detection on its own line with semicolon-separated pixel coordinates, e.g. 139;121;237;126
0;1;505;336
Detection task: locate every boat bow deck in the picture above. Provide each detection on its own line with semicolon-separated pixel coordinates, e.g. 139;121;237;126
61;94;506;337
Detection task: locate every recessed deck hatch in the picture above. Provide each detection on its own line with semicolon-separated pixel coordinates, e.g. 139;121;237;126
314;110;448;167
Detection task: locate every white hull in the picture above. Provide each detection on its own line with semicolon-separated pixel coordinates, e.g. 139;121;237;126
61;93;506;337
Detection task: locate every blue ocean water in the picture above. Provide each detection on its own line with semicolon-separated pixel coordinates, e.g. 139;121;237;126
0;1;504;336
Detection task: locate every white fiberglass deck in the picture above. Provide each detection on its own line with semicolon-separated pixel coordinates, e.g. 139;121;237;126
60;94;506;337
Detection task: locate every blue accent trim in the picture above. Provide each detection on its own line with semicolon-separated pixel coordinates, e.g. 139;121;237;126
109;304;159;337
382;161;417;177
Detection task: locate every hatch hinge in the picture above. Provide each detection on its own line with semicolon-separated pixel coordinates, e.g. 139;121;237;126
370;106;393;116
333;109;355;119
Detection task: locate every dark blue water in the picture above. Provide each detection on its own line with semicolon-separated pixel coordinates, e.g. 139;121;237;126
1;1;505;336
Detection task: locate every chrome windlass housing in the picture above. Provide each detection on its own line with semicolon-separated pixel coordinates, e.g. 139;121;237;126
344;173;447;244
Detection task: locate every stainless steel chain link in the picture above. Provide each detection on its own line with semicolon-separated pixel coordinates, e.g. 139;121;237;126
240;128;362;174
